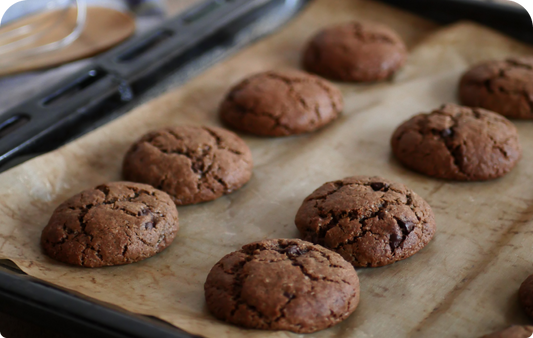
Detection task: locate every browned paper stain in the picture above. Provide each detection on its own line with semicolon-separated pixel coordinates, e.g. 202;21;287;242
0;0;533;337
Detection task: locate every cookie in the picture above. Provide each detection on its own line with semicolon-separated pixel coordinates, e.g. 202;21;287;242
123;126;253;205
219;70;343;137
459;57;533;119
41;182;179;268
391;104;522;181
519;274;533;319
480;326;533;338
302;21;407;82
295;176;435;267
204;238;359;333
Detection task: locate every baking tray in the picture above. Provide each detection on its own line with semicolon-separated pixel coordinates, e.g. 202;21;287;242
0;0;531;337
0;265;193;338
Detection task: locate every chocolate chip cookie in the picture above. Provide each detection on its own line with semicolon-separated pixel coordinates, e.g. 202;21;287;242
204;239;360;333
391;104;522;181
459;57;533;119
219;70;343;137
295;176;435;267
41;182;179;268
519;274;533;319
480;326;533;338
302;21;407;82
123;126;253;205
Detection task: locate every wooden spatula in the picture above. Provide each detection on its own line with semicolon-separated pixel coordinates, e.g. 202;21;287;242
0;6;135;76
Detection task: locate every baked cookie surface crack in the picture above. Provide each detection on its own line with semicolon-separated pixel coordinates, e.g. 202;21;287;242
41;182;179;267
302;21;407;82
460;57;533;119
391;104;522;181
204;239;359;333
295;176;436;267
219;70;343;137
123;125;253;205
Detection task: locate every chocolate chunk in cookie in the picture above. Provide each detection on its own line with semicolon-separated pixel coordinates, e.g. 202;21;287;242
460;57;533;119
204;239;359;333
295;176;435;267
123;126;253;205
519;274;533;319
391;104;522;181
302;21;407;82
41;182;179;268
480;326;533;338
219;70;343;137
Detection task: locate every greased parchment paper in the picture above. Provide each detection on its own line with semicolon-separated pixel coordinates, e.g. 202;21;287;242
1;1;533;337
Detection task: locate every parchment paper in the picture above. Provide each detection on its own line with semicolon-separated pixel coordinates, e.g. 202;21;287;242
1;0;533;337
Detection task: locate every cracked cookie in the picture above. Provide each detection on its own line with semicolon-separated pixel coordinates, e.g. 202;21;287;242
204;239;359;333
218;70;343;137
459;57;533;119
480;326;533;338
123;125;253;205
41;182;179;268
391;104;522;181
302;21;407;82
295;176;435;267
519;274;533;319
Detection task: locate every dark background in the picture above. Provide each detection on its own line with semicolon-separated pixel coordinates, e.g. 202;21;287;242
0;312;71;338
